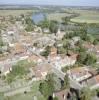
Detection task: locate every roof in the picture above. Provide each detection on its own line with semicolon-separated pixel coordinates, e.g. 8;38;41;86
70;67;88;73
20;36;33;44
95;75;99;83
70;54;78;60
28;55;45;62
95;45;99;52
51;47;57;52
83;42;94;49
70;67;91;78
13;43;26;54
33;63;52;78
85;74;99;87
1;64;12;74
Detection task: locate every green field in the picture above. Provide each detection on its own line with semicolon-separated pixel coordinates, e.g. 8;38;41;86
47;12;72;22
0;10;33;16
71;10;99;23
5;92;45;100
3;81;45;100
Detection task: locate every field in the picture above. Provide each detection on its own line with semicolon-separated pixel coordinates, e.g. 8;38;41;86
5;92;45;100
3;81;45;100
71;10;99;23
0;10;33;16
47;12;72;22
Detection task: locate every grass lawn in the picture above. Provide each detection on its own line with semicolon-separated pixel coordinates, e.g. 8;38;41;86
5;92;45;100
4;81;45;100
0;10;33;16
71;10;99;23
47;12;72;22
0;93;4;100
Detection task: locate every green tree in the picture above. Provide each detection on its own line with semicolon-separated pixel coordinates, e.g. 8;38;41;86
49;20;58;34
80;87;92;100
25;17;34;32
84;53;97;65
57;47;66;54
86;34;94;43
93;39;99;45
62;75;70;89
39;81;54;99
63;39;71;54
39;73;58;99
77;52;87;65
40;19;50;28
53;97;59;100
40;46;51;58
62;17;70;25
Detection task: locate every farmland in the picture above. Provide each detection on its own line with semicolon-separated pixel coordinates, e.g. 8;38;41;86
0;10;33;16
71;9;99;23
47;12;73;22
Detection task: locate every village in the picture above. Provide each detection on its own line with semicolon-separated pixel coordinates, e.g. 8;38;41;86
0;6;99;100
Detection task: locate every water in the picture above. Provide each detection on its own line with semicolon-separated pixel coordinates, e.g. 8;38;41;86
32;12;46;24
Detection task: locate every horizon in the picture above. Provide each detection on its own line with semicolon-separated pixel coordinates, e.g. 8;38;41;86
0;0;99;7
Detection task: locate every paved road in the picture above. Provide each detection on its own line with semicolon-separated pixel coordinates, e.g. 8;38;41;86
52;65;82;90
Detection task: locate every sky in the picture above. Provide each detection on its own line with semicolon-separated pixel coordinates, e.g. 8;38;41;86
0;0;99;6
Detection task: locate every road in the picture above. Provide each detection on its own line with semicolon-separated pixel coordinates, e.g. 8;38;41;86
52;65;82;90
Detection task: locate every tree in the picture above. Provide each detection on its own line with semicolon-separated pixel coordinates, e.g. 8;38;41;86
57;47;66;54
84;53;97;65
47;73;61;91
39;80;54;99
75;45;86;53
62;75;70;89
77;52;97;65
53;97;58;100
49;21;58;34
86;34;94;43
40;19;50;28
25;17;34;32
40;46;51;58
80;87;92;100
63;39;71;54
93;39;99;45
62;17;70;25
39;73;60;99
25;25;34;32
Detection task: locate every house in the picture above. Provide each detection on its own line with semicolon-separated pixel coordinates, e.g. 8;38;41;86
11;43;26;55
18;53;29;61
20;35;33;46
0;64;12;76
43;28;50;33
7;31;14;35
34;26;42;33
67;67;92;82
94;45;99;58
53;89;71;100
49;54;77;70
95;45;99;53
28;54;45;64
72;36;80;43
50;47;57;56
56;28;65;40
33;63;52;80
70;36;81;48
83;42;94;52
83;74;99;89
